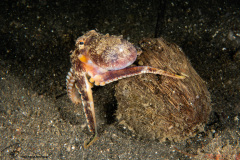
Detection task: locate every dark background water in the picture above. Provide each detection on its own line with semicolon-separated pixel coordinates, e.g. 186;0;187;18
0;1;239;159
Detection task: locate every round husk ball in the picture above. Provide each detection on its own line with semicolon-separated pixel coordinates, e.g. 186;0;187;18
115;38;211;142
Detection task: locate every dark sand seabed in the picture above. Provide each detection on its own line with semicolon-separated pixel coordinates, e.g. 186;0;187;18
0;1;239;159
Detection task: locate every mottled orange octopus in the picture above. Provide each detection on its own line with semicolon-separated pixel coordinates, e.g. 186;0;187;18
66;30;185;148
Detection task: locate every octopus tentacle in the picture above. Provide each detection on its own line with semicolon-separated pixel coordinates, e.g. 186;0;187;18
66;68;99;149
66;68;82;104
74;72;99;149
90;66;186;86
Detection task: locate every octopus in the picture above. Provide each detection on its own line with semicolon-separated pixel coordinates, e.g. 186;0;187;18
66;30;185;148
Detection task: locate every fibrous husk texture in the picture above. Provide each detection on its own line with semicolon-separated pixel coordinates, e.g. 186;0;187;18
115;38;211;142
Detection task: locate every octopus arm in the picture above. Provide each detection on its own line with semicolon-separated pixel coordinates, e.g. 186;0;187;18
66;69;82;104
91;66;185;86
74;73;99;149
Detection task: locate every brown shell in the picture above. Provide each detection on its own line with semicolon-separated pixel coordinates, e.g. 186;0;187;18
115;38;211;142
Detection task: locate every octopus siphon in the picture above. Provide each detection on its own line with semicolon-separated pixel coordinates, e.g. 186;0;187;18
66;30;185;148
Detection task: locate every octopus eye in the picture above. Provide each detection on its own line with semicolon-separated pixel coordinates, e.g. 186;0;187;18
77;39;85;50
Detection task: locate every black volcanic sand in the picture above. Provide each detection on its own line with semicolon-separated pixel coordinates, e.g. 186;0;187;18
0;1;239;159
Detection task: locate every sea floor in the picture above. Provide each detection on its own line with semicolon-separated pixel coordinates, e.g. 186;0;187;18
0;1;239;159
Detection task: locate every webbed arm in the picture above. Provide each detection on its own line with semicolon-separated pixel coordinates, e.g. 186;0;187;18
90;66;186;86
